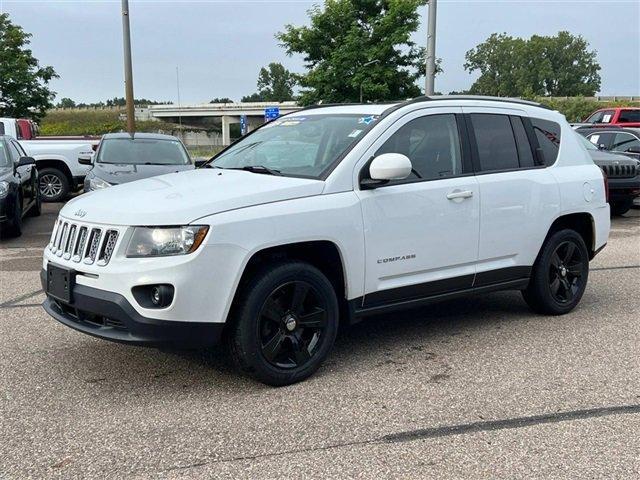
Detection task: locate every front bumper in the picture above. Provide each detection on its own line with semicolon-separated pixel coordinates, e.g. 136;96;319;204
608;177;640;202
41;269;224;347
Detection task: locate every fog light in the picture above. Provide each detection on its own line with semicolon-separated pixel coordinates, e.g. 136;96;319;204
151;287;162;305
132;284;174;309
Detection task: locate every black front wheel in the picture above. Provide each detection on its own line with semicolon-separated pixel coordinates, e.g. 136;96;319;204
227;261;339;386
2;195;23;238
522;229;589;315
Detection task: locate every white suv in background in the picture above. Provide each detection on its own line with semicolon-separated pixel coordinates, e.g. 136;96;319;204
42;96;610;385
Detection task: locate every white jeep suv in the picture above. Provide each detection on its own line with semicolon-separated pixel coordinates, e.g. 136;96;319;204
42;96;610;385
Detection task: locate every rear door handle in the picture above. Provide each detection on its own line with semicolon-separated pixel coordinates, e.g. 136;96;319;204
446;190;474;200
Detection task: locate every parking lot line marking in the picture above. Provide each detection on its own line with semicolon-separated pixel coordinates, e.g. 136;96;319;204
0;303;42;310
382;404;640;443
592;265;640;271
0;289;43;308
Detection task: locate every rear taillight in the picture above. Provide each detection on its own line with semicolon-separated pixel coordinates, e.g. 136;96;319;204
602;168;609;202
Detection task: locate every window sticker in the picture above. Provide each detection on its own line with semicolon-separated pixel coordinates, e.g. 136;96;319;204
589;135;600;145
358;115;379;125
602;114;612;123
348;129;363;138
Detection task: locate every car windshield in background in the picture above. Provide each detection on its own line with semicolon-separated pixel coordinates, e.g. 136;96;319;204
212;114;378;178
0;143;9;167
97;138;191;165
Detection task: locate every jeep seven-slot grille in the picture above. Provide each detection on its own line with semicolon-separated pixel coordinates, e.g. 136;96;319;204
599;163;638;179
48;219;120;266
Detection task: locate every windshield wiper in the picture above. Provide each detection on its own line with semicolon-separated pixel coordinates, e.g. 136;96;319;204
228;165;282;176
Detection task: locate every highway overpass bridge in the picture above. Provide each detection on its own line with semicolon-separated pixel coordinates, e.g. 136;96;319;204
148;102;300;145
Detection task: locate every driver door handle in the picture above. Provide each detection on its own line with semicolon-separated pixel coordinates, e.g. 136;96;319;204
446;190;474;200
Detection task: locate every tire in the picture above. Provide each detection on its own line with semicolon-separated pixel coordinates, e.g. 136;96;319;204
3;195;23;238
609;200;632;217
38;168;69;202
522;229;589;315
27;183;42;217
227;260;339;386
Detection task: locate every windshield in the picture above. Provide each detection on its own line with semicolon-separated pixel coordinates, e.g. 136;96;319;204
97;138;191;165
212;114;377;178
577;133;598;150
0;142;9;167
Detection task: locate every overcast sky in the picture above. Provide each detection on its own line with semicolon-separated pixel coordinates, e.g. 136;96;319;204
1;0;638;104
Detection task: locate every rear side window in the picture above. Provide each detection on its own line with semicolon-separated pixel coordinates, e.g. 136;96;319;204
470;114;519;171
0;122;5;135
531;118;561;165
618;110;640;123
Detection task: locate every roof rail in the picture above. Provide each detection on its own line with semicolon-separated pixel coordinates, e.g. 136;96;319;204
402;95;551;110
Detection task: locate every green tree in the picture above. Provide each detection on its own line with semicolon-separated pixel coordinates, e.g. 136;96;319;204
0;14;57;121
57;97;76;108
210;97;233;103
465;31;601;97
256;62;296;101
277;0;429;105
240;92;266;103
241;63;296;103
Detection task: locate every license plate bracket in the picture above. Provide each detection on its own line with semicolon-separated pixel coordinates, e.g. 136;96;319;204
47;264;75;304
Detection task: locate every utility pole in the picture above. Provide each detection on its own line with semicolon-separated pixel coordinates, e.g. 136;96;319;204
425;0;438;96
121;0;135;135
176;66;182;131
360;59;380;103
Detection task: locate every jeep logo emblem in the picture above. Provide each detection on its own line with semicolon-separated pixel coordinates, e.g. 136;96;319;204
74;209;87;218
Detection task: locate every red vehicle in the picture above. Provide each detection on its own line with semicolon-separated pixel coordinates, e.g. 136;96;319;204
584;107;640;128
17;119;38;139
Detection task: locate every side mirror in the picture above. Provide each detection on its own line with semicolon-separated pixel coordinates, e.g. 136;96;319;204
17;156;35;167
597;144;607;151
78;153;93;165
369;153;412;181
194;159;208;168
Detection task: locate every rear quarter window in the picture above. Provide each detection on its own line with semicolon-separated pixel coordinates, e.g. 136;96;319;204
618;110;640;123
531;118;561;165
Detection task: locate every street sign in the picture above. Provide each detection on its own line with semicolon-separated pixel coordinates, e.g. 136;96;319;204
264;106;280;122
240;114;248;135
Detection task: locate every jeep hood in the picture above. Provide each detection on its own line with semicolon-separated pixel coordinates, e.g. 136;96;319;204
61;169;324;225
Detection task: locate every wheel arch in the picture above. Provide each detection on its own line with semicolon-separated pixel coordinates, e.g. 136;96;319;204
35;159;74;186
226;240;349;327
542;212;596;259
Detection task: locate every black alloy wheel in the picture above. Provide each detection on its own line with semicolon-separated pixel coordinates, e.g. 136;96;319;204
522;229;589;315
259;281;328;369
548;241;586;304
227;260;339;386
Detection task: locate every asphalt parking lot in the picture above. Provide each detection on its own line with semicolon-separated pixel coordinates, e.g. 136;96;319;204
1;203;639;479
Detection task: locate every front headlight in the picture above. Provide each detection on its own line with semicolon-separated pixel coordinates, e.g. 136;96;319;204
126;226;209;257
89;176;111;190
0;181;9;198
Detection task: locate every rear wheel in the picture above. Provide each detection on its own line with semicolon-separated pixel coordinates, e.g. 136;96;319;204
227;261;339;386
610;200;632;216
39;168;69;202
522;229;589;315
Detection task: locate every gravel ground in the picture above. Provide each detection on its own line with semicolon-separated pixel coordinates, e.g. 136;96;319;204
0;203;639;479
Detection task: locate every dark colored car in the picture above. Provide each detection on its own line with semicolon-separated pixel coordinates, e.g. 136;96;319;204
81;133;196;193
0;135;41;237
577;127;640;162
577;134;640;216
